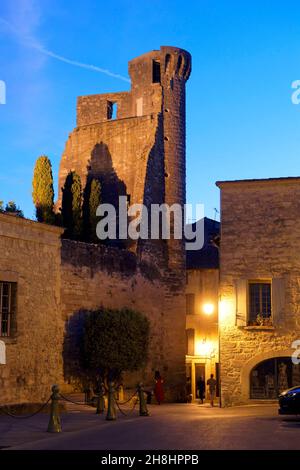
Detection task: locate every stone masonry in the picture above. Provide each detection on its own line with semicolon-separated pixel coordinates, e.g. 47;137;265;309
0;213;64;404
58;46;192;400
217;177;300;406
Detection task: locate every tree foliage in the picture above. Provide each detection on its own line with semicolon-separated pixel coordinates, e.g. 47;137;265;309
4;201;24;217
32;156;54;223
71;172;83;238
89;178;101;243
61;171;83;239
81;307;150;383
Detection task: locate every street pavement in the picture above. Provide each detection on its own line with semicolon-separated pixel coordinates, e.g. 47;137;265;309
1;402;300;450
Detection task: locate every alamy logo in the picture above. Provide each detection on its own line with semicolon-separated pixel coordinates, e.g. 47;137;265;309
95;197;205;251
291;339;300;365
291;80;300;105
0;80;6;104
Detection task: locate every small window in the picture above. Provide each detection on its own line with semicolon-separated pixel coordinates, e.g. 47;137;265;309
0;282;17;337
186;328;195;356
152;60;161;83
248;281;272;325
186;293;195;315
107;101;117;120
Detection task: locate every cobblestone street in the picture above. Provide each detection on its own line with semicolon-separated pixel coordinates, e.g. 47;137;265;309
1;403;300;450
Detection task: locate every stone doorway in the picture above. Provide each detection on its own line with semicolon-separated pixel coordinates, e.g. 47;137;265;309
250;357;300;399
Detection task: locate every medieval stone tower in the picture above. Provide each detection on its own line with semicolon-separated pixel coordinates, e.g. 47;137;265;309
58;46;191;400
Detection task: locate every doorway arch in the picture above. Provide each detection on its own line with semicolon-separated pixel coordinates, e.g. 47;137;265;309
249;356;300;399
240;349;297;400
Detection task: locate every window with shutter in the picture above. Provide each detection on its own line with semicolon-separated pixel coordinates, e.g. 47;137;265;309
236;279;247;326
271;278;285;326
0;281;17;337
186;293;195;315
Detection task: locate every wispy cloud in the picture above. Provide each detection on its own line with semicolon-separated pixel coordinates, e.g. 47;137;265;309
0;13;130;82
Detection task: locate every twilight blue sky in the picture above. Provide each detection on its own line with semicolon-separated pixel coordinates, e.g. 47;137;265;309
1;0;300;219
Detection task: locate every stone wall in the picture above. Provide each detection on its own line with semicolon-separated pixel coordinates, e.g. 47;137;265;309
56;46;192;401
61;239;186;401
217;178;300;405
0;213;64;405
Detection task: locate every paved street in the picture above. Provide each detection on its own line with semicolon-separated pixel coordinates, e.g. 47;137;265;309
1;402;300;450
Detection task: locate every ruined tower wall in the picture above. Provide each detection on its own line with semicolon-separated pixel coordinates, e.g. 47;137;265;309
57;46;191;401
58;114;161;211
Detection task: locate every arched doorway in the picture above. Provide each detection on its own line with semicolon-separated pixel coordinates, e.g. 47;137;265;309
250;357;300;399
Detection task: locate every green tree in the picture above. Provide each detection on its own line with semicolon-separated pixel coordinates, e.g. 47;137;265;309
0;201;4;212
32;156;55;223
61;171;83;239
71;172;83;238
81;307;150;384
5;201;24;217
89;179;101;242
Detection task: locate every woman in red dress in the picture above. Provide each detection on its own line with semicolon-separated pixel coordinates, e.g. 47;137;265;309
154;370;164;405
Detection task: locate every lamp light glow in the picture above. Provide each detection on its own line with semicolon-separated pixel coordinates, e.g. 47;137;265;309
203;303;214;315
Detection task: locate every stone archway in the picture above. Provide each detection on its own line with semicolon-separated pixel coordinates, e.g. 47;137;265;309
240;349;294;401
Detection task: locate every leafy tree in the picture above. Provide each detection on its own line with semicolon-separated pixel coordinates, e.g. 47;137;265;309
89;179;101;243
61;171;83;239
0;201;4;212
71;172;83;238
61;172;73;237
32;156;55;224
5;201;24;217
81;307;150;385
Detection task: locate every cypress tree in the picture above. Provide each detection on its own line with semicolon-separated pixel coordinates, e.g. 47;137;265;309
61;172;74;238
89;179;101;242
71;172;83;239
32;156;55;223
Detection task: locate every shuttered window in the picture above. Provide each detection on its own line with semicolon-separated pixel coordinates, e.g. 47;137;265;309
186;293;195;315
0;282;17;337
236;278;285;327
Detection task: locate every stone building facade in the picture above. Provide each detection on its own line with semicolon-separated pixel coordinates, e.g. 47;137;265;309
185;218;220;401
217;177;300;406
0;213;64;404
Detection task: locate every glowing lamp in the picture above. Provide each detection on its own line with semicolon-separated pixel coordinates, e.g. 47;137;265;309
203;303;214;315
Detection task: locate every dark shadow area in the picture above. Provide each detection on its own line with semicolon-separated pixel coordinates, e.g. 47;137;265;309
138;112;168;266
63;309;90;391
86;142;128;248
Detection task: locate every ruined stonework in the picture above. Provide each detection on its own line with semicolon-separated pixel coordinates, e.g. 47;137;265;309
59;46;191;400
217;178;300;406
0;213;64;404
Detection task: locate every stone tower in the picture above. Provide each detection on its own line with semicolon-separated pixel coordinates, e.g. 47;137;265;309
58;46;191;400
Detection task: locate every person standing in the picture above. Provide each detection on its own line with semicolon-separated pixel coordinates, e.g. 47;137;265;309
207;373;217;407
197;376;205;404
154;370;164;405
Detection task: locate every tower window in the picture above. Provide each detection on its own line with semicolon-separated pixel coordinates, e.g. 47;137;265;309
152;60;161;83
107;101;117;120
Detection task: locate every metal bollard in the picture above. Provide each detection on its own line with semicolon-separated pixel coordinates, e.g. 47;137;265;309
47;384;62;433
96;383;106;414
106;381;117;421
137;382;150;417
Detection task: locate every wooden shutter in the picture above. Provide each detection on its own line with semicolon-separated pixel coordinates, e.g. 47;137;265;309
236;279;247;326
186;329;195;356
272;278;285;326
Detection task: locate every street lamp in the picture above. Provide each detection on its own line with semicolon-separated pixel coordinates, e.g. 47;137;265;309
202;302;214;315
